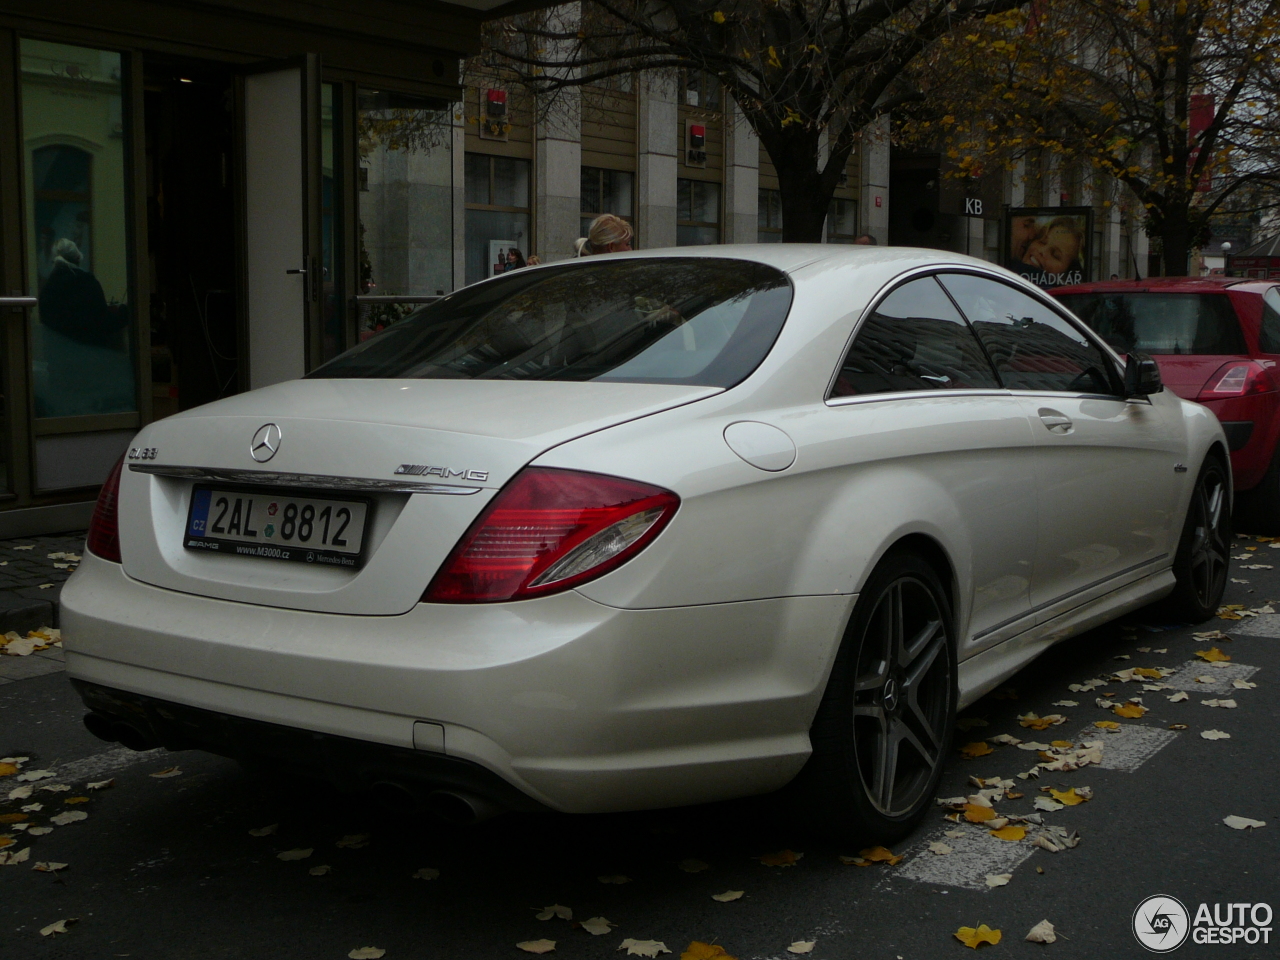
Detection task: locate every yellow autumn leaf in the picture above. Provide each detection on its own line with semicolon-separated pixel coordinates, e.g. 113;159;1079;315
1048;787;1087;806
0;763;18;778
1133;668;1163;679
756;849;803;867
1094;720;1120;730
1196;647;1231;663
0;836;14;849
1113;703;1147;718
766;46;781;68
961;741;994;758
682;943;736;960
858;846;903;865
712;10;725;23
964;803;997;823
0;813;28;823
989;824;1026;841
955;924;1002;948
1050;740;1073;748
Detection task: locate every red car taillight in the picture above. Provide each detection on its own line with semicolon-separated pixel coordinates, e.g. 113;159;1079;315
424;467;679;603
1197;360;1277;400
86;454;126;563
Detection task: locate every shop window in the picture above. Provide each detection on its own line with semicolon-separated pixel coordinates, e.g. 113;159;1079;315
465;154;531;285
827;197;858;243
679;70;722;110
580;167;634;238
677;179;720;246
758;188;782;243
21;39;136;429
357;88;453;339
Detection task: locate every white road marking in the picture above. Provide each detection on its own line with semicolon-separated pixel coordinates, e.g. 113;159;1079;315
895;823;1036;892
1073;722;1177;772
1231;614;1280;638
49;745;162;783
1163;660;1259;696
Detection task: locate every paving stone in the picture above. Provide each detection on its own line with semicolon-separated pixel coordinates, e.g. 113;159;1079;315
0;594;54;636
0;653;64;681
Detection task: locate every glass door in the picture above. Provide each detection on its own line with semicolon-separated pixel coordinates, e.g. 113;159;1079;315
19;38;138;491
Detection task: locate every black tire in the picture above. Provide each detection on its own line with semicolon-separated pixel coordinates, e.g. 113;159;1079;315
1166;457;1231;622
794;548;957;843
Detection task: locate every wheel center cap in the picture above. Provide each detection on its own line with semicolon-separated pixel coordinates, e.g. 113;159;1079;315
882;678;899;713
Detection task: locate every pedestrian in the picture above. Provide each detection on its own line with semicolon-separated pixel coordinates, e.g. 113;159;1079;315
526;255;541;266
854;233;877;245
506;248;527;270
574;214;633;256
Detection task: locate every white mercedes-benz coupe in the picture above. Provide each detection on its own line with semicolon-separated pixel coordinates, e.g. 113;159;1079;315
63;245;1229;840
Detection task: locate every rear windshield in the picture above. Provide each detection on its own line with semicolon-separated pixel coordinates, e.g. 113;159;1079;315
310;257;794;388
1054;292;1246;355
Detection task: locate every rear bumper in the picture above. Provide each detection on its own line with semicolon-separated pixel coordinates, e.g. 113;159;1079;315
60;553;851;813
1199;393;1280;490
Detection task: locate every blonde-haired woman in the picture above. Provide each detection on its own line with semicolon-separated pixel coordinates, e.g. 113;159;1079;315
574;214;633;257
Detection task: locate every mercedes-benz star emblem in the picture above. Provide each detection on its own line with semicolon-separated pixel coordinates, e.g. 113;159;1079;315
250;423;282;463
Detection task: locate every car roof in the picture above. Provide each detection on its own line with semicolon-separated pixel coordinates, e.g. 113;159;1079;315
1050;277;1278;295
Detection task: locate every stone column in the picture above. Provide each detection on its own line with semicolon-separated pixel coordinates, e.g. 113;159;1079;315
723;101;759;243
535;89;582;263
451;103;466;290
636;70;678;249
858;115;890;244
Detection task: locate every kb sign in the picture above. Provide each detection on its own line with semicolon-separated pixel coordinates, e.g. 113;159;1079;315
964;197;983;216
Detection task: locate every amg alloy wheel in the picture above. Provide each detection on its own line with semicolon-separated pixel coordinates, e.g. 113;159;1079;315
798;549;956;841
1168;458;1231;622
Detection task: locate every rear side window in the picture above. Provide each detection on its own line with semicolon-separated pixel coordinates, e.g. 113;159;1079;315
1055;292;1247;356
309;258;793;388
939;274;1118;395
831;276;998;396
1258;287;1280;353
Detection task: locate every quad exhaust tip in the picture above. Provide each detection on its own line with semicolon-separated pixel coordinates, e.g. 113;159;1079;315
82;712;160;752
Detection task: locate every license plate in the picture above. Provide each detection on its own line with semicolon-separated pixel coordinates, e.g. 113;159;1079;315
185;487;370;568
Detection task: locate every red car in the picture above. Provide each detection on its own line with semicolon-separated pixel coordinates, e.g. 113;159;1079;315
1051;277;1280;524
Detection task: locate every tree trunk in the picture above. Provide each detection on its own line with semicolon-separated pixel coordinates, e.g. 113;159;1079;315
766;128;841;243
1160;205;1193;277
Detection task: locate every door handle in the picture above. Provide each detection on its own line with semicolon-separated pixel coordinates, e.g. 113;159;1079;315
285;267;307;275
0;296;37;308
1038;408;1074;434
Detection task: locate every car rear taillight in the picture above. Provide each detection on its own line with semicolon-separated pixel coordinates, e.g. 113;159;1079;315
86;454;126;563
1197;360;1277;400
424;467;679;603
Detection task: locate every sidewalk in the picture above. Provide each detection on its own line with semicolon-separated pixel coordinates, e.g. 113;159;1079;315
0;531;83;683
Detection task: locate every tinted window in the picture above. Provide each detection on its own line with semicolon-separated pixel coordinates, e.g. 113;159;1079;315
1054;292;1247;355
1258;287;1280;354
310;258;793;388
939;274;1118;394
831;277;998;396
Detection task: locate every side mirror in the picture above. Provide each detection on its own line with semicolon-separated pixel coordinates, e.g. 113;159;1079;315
1124;352;1163;397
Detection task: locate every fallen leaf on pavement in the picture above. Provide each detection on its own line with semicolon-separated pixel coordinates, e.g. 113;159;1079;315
536;905;572;921
681;943;736;960
678;859;709;873
1167;691;1189;702
1223;816;1265;830
1193;630;1229;640
960;741;994;758
598;874;631;884
1233;679;1257;690
1196;647;1231;663
1201;699;1238;708
618;940;671;957
1069;679;1107;692
276;848;312;861
149;767;182;779
309;865;331;875
1113;702;1147;718
581;917;616;935
1048;788;1089;806
928;841;953;855
1094;721;1120;731
990;825;1026;842
786;943;815;955
0;846;30;864
63;797;88;805
756;849;803;867
964;804;997;823
49;811;86;826
32;861;67;872
336;834;370;849
1018;713;1067;730
985;874;1012;887
0;813;27;823
411;867;439;880
27;826;51;836
39;918;77;937
39;783;69;793
712;890;744;902
248;824;278;837
989;734;1022;745
954;924;1002;948
348;950;384;959
517;941;556;955
1169;723;1189;730
1025;920;1057;943
1033;796;1064;812
1201;729;1231;740
1052;700;1078;707
15;770;53;782
7;785;32;800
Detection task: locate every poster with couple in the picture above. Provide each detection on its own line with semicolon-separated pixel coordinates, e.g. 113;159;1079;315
1004;207;1093;288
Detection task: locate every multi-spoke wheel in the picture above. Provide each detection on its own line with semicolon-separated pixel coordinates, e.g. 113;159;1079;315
1168;458;1231;622
796;548;956;842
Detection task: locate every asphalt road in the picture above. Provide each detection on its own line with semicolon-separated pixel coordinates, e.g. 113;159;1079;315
2;537;1278;960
